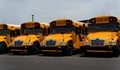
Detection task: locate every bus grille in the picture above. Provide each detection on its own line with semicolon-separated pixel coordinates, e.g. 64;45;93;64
14;40;23;47
91;39;104;47
46;40;56;47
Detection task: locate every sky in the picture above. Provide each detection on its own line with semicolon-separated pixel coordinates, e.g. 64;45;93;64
0;0;119;25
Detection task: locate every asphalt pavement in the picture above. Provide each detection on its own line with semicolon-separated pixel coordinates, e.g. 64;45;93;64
0;53;120;70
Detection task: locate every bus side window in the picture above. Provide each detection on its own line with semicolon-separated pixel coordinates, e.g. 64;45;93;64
15;29;20;36
10;30;15;37
45;28;50;36
42;28;47;36
80;26;82;34
47;28;50;35
82;24;88;35
75;27;79;34
119;24;120;29
84;27;88;35
78;26;83;41
79;26;83;34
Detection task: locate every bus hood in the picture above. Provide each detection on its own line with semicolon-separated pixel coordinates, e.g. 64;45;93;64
0;36;6;42
13;34;38;44
87;32;117;40
44;33;72;42
0;36;6;39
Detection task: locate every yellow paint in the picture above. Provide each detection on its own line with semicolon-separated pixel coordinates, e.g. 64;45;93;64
0;25;3;29
0;24;20;48
89;16;118;24
83;16;119;53
86;50;113;53
41;50;62;52
10;49;27;52
96;16;109;23
56;20;66;26
10;22;49;52
26;23;35;28
41;19;86;53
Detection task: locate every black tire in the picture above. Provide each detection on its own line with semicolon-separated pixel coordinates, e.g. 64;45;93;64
30;43;40;55
84;52;90;56
43;53;50;56
62;42;73;56
112;42;120;57
0;43;7;54
13;52;20;55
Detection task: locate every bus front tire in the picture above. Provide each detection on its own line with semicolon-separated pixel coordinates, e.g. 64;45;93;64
62;42;73;56
0;43;7;54
112;42;120;57
30;43;40;55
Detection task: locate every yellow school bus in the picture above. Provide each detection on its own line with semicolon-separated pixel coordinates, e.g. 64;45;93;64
80;16;120;57
40;18;86;56
0;24;20;54
9;21;49;54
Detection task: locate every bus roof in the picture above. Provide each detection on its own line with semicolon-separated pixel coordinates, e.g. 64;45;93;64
93;15;117;18
0;23;20;30
22;21;48;28
88;15;119;24
50;18;84;27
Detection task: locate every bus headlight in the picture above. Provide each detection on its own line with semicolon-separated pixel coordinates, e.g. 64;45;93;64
108;41;116;45
83;41;89;45
40;42;44;46
10;43;13;46
59;42;67;45
26;42;32;45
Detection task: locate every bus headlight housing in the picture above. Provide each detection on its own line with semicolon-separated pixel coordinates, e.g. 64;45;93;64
10;43;13;46
59;42;67;45
108;41;116;45
26;42;32;45
40;42;44;46
83;41;89;45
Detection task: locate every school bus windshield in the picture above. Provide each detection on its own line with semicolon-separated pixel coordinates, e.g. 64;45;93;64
22;28;42;35
88;23;119;32
50;26;75;33
0;29;9;36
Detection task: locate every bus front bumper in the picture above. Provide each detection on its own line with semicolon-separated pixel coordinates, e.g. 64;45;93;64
39;46;66;53
80;46;116;53
8;46;32;52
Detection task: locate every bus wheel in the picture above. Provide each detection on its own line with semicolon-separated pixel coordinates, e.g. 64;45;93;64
62;42;73;56
113;42;120;57
0;43;7;54
31;43;40;55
